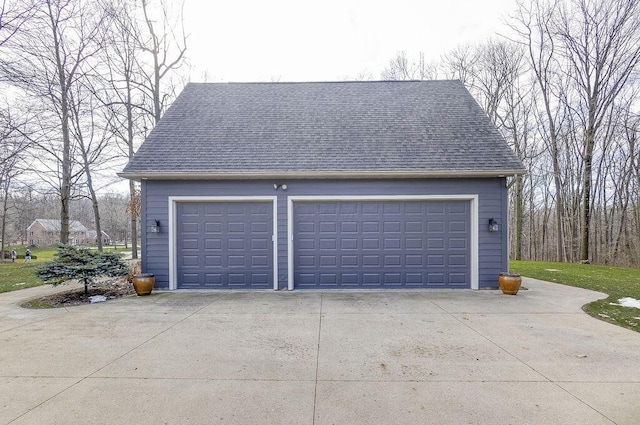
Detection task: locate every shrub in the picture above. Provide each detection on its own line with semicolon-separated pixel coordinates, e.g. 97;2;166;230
36;245;129;295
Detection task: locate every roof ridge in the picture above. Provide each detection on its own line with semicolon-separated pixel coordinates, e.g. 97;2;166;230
186;79;463;86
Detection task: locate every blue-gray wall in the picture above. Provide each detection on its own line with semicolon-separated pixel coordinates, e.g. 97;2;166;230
141;178;508;289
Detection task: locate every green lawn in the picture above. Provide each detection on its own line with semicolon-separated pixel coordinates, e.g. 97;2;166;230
510;260;640;332
0;246;132;293
0;246;55;293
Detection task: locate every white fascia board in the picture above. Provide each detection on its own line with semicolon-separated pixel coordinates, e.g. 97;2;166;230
119;169;527;181
168;196;278;291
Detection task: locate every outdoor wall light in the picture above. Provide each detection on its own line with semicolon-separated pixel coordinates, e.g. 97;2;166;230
151;219;160;233
273;183;288;190
488;218;499;232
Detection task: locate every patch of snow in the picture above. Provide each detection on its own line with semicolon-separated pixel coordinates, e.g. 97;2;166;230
598;313;610;318
89;295;107;303
545;269;561;272
12;282;26;286
609;297;640;309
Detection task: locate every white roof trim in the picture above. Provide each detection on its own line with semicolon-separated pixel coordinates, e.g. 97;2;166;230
119;169;527;181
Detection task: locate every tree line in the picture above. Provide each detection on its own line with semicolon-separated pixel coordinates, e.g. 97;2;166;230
379;0;640;267
0;0;186;257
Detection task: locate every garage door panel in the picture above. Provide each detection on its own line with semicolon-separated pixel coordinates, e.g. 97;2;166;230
251;239;269;250
228;255;246;267
205;223;222;233
182;239;199;250
294;200;470;288
319;238;337;250
405;255;423;266
181;255;200;267
363;273;381;284
320;274;338;285
383;273;401;285
362;203;380;214
427;202;445;213
252;255;268;267
363;238;381;250
205;255;222;267
298;255;316;267
341;256;358;266
383;238;400;249
319;222;337;232
427;221;444;232
341;238;358;250
384;255;401;266
340;222;358;232
449;273;469;285
251;222;268;232
406;238;423;249
449;237;467;249
182;223;199;233
177;201;273;289
227;222;245;233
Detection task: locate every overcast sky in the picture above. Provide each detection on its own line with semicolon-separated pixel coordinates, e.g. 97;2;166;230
183;0;517;83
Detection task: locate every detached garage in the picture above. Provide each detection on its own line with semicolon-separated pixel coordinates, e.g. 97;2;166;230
120;80;525;290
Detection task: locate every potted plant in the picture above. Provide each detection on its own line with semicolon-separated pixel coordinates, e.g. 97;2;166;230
127;261;154;296
498;272;522;295
131;273;155;296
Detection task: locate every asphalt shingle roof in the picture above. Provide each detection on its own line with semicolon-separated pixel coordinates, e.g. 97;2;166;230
28;219;88;232
120;80;525;179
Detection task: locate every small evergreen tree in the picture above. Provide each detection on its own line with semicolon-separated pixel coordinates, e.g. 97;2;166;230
36;245;130;295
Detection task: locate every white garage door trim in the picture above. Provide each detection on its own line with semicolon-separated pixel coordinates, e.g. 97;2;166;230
287;195;479;290
168;196;278;290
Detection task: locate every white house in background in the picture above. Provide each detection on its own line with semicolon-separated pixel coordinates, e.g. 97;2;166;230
86;229;111;246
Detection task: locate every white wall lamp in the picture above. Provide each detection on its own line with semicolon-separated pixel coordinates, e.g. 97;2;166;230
273;183;288;190
488;218;499;232
151;219;161;233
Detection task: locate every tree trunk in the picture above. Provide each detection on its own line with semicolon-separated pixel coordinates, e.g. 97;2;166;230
126;77;138;259
86;171;103;252
129;180;138;259
579;126;596;262
47;0;71;245
0;176;9;262
514;174;523;260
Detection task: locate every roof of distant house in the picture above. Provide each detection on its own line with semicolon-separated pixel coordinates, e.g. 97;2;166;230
86;230;111;239
120;80;525;179
27;219;88;233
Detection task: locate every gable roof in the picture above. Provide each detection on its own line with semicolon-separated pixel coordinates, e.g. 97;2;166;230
120;80;525;179
27;219;88;233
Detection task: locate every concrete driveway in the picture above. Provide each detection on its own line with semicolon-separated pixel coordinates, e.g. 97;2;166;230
1;278;639;425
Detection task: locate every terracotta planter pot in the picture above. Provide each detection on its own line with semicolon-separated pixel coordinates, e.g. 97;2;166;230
498;273;522;295
132;273;155;296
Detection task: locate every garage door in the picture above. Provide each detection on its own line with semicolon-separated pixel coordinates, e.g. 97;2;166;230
293;200;470;288
177;201;273;288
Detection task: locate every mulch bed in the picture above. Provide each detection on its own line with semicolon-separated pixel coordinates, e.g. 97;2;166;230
22;279;136;309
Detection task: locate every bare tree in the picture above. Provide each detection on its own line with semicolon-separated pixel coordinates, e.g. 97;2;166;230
509;0;571;262
440;45;479;87
554;0;640;262
0;0;35;51
138;0;187;124
68;80;117;252
0;107;29;258
381;51;438;81
0;0;108;244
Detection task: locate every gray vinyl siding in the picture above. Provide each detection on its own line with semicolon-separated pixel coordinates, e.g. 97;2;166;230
141;178;508;290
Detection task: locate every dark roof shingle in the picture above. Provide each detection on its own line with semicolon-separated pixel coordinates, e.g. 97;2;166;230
120;80;525;178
